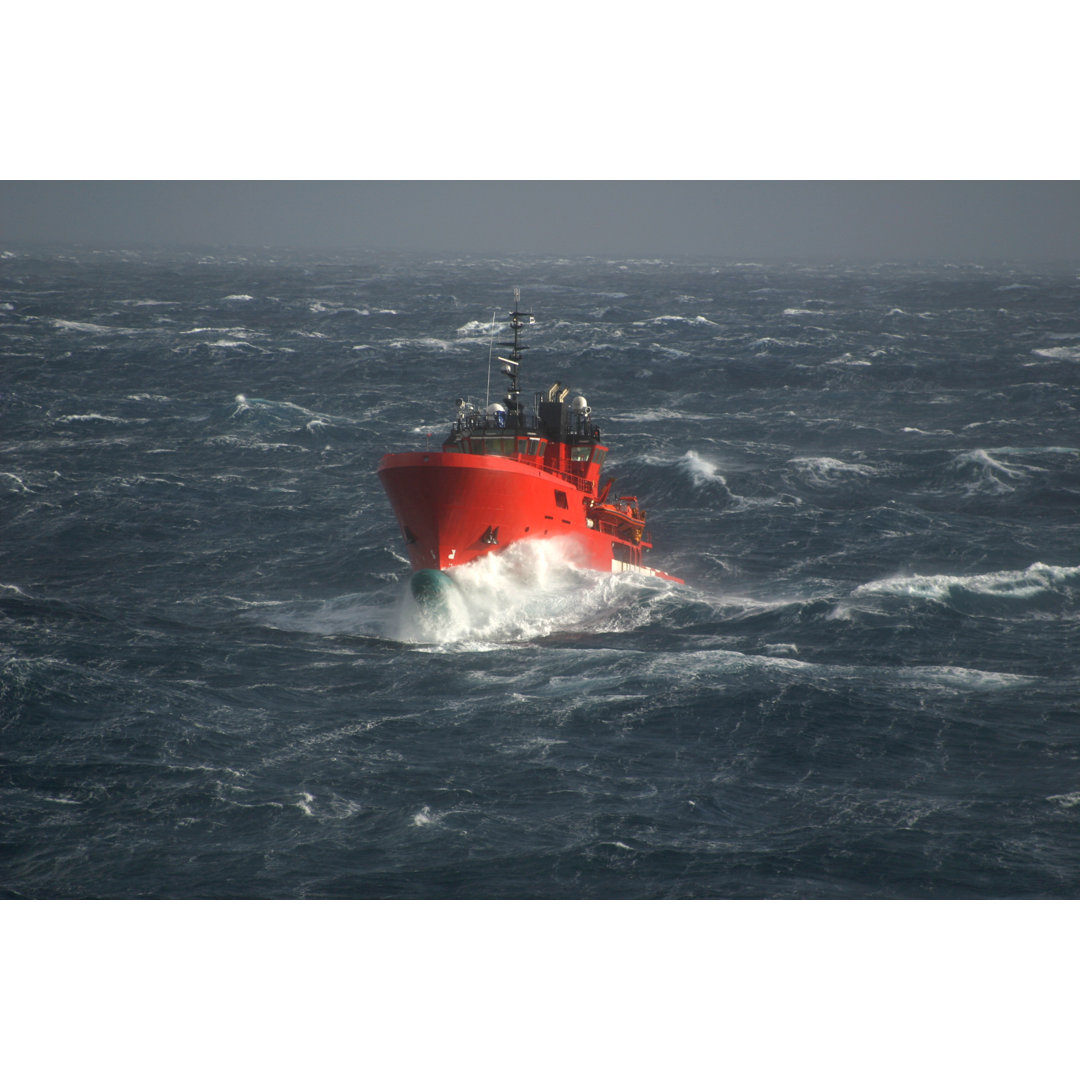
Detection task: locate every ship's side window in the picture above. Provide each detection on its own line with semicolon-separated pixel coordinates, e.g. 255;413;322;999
554;490;568;509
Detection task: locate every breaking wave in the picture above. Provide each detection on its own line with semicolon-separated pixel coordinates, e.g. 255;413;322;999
853;563;1080;604
789;456;877;485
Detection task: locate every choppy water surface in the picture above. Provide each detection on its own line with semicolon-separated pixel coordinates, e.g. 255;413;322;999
3;248;1079;898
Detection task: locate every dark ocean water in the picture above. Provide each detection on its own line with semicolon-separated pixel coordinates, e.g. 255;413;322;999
3;247;1079;899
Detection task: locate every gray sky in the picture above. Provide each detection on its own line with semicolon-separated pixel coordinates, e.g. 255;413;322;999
3;181;1079;261
6;7;1078;263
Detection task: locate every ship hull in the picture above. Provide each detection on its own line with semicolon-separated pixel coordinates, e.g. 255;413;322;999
378;451;680;581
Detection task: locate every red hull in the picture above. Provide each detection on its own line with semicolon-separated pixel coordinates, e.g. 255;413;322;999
378;450;682;582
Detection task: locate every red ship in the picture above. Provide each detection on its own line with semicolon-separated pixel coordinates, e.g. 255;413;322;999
379;292;683;596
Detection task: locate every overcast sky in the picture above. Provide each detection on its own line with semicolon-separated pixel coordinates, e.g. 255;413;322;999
5;6;1078;262
3;181;1079;261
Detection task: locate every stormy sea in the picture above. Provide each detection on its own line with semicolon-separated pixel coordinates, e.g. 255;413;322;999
3;247;1079;900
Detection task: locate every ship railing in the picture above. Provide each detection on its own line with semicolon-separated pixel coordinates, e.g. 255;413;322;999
538;463;594;494
455;411;540;434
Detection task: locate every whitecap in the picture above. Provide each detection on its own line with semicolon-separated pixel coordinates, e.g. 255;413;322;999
895;665;1034;690
949;448;1034;495
57;413;128;424
789;456;877;485
222;294;255;301
1032;345;1080;361
1;472;32;493
412;805;441;826
727;493;802;512
853;562;1080;603
1047;792;1080;809
749;336;798;349
609;407;712;423
826;353;871;366
763;643;799;656
679;449;726;487
387;337;459;352
456;318;503;335
50;318;113;333
635;313;717;326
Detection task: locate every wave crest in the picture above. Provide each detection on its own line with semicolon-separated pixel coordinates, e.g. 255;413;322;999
854;563;1080;604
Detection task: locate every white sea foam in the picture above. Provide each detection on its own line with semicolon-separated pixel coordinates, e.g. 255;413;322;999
763;643;799;656
679;450;726;487
412;805;442;826
1047;792;1080;809
308;301;368;315
388;337;459;352
609;407;712;423
222;294;255;301
1033;345;1080;361
789;456;877;485
391;538;677;647
256;543;635;647
949;448;1034;495
635;314;717;327
57;413;130;424
50;318;113;333
853;562;1080;603
456;318;504;335
1;472;32;493
180;326;249;336
895;665;1034;690
726;493;802;512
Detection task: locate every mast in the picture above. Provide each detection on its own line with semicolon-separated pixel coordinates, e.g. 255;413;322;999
496;287;533;423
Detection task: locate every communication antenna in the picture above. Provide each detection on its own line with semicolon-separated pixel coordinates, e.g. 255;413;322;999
484;309;497;409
